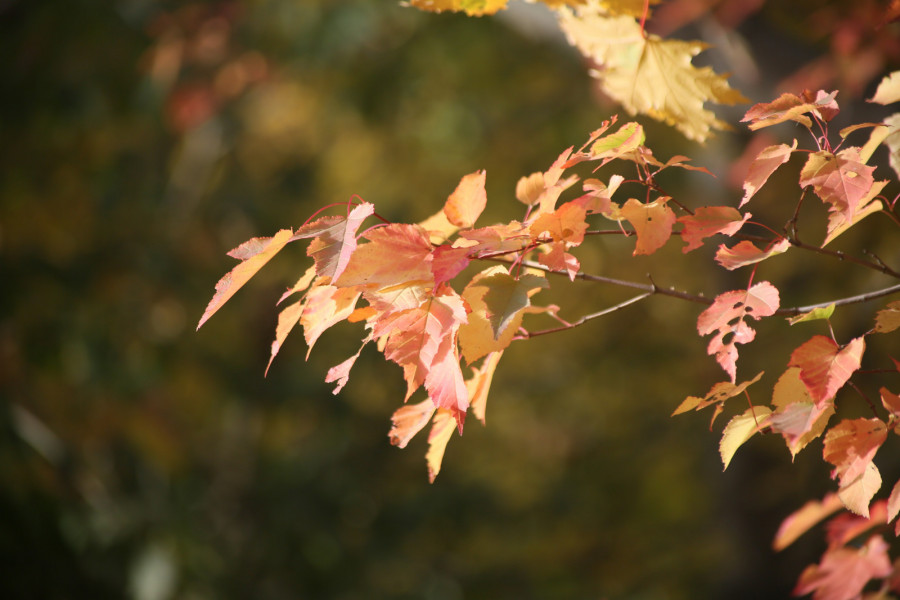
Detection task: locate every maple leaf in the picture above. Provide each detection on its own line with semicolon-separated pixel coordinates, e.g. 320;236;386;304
197;229;296;329
266;300;304;375
388;399;436;449
305;202;374;281
720;406;772;470
697;282;779;382
788;336;865;406
444;170;487;228
431;245;472;287
740;140;798;207
335;223;434;288
426;408;457;483
324;336;371;395
516;146;580;214
590;121;645;160
373;290;468;404
714;238;790;270
300;284;362;357
467;351;502;425
424;329;469;431
418;207;460;245
456;222;531;257
619;197;676;256
773;493;844;552
742;90;839;131
558;8;747;142
677;206;749;253
822;180;885;247
770;367;834;459
799;148;876;243
458;266;548;363
793;535;892;600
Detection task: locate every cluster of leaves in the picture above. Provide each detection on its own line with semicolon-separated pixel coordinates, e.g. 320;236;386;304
196;1;900;598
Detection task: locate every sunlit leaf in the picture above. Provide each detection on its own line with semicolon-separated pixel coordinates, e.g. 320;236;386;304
793;535;891;600
740;140;798;207
720;406;772;470
677;206;749;253
773;493;843;551
619;197;676;256
388;399;436;449
714;238;790;270
789;336;865;405
874;300;900;333
869;70;900;105
743;90;839;130
444;170;487;228
770;368;834;459
787;304;835;325
426;408;458;483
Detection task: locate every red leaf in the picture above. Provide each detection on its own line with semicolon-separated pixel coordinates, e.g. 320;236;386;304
793;535;891;600
697;282;780;381
740;140;798;206
431;245;471;286
197;229;295;330
789;336;865;405
677;206;749;253
444;170;487;228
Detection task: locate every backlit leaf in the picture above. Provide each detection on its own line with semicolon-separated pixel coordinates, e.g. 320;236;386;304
874;300;900;333
837;462;882;518
822;180;885;247
558;9;747;142
677;206;749;253
787;304;835;326
740;140;798;207
770;367;834;459
426;408;457;483
793;535;891;600
714;238;790;270
619;197;676;256
444;170;487;228
799;148;876;238
742;90;839;130
266;300;304;375
870;70;900;105
720;406;772;470
538;241;581;281
888;478;900;524
335;223;434;288
407;0;509;16
198;229;296;330
388;399;436;449
673;371;763;417
467;351;502;425
789;336;865;405
300;284;361;357
306;202;374;281
773;493;843;551
697;282;780;382
529;201;589;245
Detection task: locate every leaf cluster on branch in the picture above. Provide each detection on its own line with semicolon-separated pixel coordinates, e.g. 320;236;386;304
197;1;900;598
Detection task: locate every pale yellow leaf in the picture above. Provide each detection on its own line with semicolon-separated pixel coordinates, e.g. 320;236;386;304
720;406;772;470
838;461;882;518
870;70;900;105
557;8;747;142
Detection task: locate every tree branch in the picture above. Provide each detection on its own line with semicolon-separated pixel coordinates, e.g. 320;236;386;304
518;292;653;339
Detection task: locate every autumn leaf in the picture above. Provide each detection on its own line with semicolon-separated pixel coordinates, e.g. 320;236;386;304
305;202;374;281
787;304;835;326
788;336;865;406
458;266;547;363
431;245;472;287
266;300;304;375
388;399;436;449
324;337;371;395
697;282;779;382
823;417;887;517
590;121;645;160
742;90;839;131
714;238;790;270
300;284;361;357
822;180;885;247
720;406;772;470
335;223;434;288
770;368;834;459
444;170;487;228
456;222;531;257
672;371;763;428
888;478;900;524
426;408;458;483
538;241;581;281
882;113;900;180
837;462;882;519
407;0;510;16
197;229;296;330
773;493;844;551
874;301;900;334
794;535;891;600
677;206;750;253
740;140;798;206
467;351;502;425
869;70;900;105
880;387;900;422
529;201;589;245
423;329;469;431
557;8;747;142
799;148;876;244
619;197;676;256
825;502;888;549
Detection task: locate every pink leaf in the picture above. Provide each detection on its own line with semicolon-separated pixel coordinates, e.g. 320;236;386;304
789;336;865;405
388;399;436;449
335;223;434;288
793;535;891;600
773;493;844;551
305;202;375;281
677;206;749;253
740;140;798;206
697;281;780;381
714;238;790;270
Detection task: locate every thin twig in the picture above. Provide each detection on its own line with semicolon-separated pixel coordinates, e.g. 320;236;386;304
519;292;653;339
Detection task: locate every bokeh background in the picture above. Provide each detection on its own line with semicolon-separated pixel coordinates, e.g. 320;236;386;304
3;1;900;598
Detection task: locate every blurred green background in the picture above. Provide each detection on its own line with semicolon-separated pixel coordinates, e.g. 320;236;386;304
3;1;899;598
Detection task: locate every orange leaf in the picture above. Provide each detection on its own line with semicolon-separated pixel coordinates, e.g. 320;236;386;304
697;282;779;382
789;336;865;405
619;197;676;256
677;206;749;253
335;224;434;288
305;202;374;281
266;300;304;375
300;284;361;357
444;170;487;228
874;300;900;334
714;238;790;270
529;201;588;245
770;368;834;459
388;399;436;449
538;241;580;281
426;408;457;483
197;229;295;330
823;418;887;489
467;351;502;425
742;90;839;130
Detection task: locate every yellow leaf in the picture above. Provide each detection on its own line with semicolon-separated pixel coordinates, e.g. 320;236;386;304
407;0;510;16
557;8;747;142
426;409;457;482
870;70;900;105
720;406;772;470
